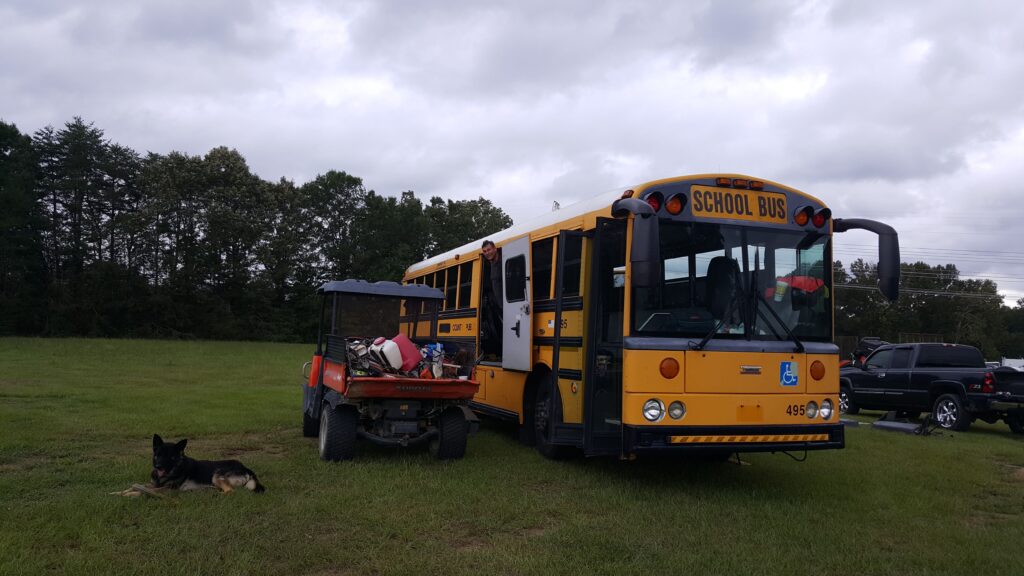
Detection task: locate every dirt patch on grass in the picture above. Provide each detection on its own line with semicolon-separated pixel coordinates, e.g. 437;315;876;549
0;454;50;473
966;511;1016;528
453;536;488;552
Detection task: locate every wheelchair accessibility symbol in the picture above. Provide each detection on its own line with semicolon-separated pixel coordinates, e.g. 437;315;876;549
780;362;799;387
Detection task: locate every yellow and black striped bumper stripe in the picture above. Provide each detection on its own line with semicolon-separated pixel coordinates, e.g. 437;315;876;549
669;434;830;444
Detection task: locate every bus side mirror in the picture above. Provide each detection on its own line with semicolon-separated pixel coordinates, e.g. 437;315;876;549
612;198;660;289
834;218;900;302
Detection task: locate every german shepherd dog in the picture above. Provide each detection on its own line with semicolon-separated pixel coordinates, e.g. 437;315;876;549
151;434;265;494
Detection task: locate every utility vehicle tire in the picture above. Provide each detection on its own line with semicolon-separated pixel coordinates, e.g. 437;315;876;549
302;409;319;438
933;394;971;432
1006;414;1024;435
430;408;468;460
534;374;573;460
839;386;859;415
319;404;358;461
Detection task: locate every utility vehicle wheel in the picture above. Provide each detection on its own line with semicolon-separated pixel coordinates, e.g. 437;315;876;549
1006;414;1024;435
839;386;859;415
534;374;573;460
430;408;468;460
933;394;971;432
302;409;319;438
319;404;358;461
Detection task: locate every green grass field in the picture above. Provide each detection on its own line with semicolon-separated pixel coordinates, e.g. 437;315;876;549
1;337;1023;576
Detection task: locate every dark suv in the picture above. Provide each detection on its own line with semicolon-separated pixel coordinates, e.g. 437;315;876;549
839;343;1024;433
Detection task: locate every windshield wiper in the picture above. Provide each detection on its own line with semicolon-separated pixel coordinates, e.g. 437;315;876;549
752;288;805;353
691;288;744;351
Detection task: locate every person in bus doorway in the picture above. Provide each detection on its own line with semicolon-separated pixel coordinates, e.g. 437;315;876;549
481;240;503;360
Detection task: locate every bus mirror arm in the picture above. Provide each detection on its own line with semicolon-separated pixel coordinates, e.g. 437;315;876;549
611;198;661;289
833;218;900;302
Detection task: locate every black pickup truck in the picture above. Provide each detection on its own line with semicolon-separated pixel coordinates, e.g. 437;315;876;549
839;342;1024;433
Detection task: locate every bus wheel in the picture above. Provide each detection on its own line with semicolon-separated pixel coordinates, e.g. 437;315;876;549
319;404;358;461
534;374;572;460
430;408;468;460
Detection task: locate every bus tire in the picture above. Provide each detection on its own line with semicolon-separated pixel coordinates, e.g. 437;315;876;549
430;408;468;460
534;374;572;460
319;404;358;461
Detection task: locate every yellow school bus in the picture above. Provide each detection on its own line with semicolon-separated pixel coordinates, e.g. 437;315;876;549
401;174;900;459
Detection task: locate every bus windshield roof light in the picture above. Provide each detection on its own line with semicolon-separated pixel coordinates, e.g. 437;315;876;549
665;194;686;215
749;180;764;190
732;178;749;189
716;177;732;187
621;189;635;199
812;208;832;228
646;192;663;212
794;206;813;226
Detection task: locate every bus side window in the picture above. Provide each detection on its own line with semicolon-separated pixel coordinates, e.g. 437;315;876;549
561;234;583;297
445;267;457;310
457;262;473;309
532;237;554;301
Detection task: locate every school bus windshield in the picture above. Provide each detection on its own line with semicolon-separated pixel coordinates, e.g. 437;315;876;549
633;220;832;342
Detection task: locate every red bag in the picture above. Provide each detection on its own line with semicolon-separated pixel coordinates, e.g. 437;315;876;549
391;333;422;372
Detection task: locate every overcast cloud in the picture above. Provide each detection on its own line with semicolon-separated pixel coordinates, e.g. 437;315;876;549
3;0;1024;303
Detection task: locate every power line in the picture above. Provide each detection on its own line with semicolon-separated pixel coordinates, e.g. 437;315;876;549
835;284;1003;300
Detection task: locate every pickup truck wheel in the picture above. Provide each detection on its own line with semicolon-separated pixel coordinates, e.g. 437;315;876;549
1006;414;1024;434
933;394;971;431
430;408;468;460
319;404;358;461
839;386;859;415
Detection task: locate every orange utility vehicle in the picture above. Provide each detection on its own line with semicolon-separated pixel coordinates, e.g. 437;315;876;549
302;280;480;461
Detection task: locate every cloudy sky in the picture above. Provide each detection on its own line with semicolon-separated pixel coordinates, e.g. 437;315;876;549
3;0;1024;304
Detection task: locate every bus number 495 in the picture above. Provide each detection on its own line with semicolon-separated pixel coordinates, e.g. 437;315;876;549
786;404;806;416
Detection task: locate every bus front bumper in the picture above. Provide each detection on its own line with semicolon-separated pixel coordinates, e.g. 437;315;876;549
623;423;845;454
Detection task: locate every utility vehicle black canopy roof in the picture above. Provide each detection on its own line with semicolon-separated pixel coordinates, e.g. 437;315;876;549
318;279;445;300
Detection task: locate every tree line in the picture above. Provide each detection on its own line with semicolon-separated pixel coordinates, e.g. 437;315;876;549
0;117;512;341
4;117;1024;354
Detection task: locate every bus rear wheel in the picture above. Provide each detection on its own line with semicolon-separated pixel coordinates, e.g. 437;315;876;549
534;374;572;460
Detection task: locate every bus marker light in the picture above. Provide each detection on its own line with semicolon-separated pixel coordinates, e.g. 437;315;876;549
645;192;663;212
716;177;732;187
665;194;686;215
643;399;665;422
659;358;679;379
810;360;825;380
732;178;749;189
806;401;819;419
621;189;635;199
669;401;686;420
749;180;764;190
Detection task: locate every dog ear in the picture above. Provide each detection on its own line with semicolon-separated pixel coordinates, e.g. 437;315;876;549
153;434;163;449
175;438;188;452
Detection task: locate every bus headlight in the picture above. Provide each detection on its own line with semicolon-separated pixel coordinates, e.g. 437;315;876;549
806;401;819;419
643;399;665;422
668;401;686;420
820;399;833;420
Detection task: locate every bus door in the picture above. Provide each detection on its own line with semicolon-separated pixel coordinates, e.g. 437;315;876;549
502;236;532;371
582;219;628;455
